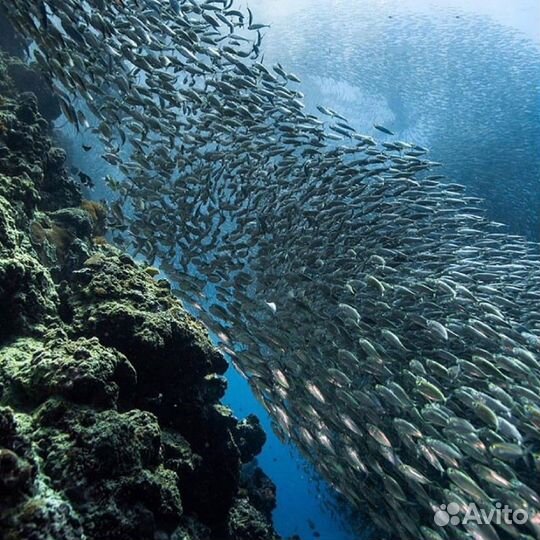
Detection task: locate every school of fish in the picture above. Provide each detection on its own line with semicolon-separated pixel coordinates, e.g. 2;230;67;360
256;0;540;242
3;1;540;539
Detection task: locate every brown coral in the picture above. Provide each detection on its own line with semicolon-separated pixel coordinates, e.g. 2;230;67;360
81;199;107;236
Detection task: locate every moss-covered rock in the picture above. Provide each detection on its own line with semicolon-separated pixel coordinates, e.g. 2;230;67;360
36;404;163;482
0;173;40;217
2;494;85;540
0;194;19;250
0;254;58;342
0;406;83;540
0;43;283;540
68;250;227;376
227;498;277;540
240;465;278;520
233;415;267;464
31;399;185;539
4;336;136;407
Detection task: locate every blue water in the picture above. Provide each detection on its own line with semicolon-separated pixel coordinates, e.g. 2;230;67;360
55;1;540;538
254;0;540;241
224;367;367;540
57;115;366;540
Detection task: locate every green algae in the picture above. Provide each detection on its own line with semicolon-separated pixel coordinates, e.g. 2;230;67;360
0;43;281;540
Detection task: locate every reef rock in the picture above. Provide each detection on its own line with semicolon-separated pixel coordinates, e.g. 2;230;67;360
0;45;282;540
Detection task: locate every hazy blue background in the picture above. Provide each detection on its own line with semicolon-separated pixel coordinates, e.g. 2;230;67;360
250;0;540;241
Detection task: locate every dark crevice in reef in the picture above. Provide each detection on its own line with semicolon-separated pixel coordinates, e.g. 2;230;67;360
0;42;286;540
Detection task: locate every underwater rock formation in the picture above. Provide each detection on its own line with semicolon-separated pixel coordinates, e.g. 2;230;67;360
0;50;282;540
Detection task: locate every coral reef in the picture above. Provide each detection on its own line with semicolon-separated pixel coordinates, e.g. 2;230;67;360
0;46;283;540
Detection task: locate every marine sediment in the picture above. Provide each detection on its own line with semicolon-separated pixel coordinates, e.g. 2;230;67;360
0;48;282;540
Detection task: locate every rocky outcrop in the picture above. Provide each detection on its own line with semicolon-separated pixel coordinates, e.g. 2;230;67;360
0;47;282;540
